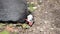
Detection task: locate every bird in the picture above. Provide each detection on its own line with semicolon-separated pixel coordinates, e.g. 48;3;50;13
0;0;34;26
25;14;34;26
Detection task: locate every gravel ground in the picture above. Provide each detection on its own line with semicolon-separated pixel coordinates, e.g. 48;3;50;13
21;0;60;34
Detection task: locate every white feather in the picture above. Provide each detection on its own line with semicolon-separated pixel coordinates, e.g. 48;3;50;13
27;14;33;22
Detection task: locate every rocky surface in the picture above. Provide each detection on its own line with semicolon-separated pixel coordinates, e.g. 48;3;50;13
22;0;60;34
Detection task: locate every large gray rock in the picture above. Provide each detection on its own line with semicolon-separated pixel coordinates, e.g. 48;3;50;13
0;0;28;22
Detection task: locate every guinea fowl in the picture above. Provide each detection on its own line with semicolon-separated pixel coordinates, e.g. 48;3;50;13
0;0;33;26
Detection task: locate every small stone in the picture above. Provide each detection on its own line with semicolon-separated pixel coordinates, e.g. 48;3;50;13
45;11;48;13
33;7;37;9
27;2;29;4
39;0;42;3
31;2;34;4
50;28;54;30
44;20;49;24
37;27;40;30
14;28;19;32
40;28;44;31
32;28;36;31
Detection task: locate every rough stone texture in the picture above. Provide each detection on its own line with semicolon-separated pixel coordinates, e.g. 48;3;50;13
0;0;27;22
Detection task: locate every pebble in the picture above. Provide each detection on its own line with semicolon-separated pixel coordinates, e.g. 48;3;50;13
40;28;44;31
50;28;54;30
31;2;34;4
45;11;48;13
44;20;49;24
33;7;37;9
37;27;40;30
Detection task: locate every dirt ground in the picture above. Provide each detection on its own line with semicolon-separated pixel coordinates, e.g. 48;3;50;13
22;0;60;34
